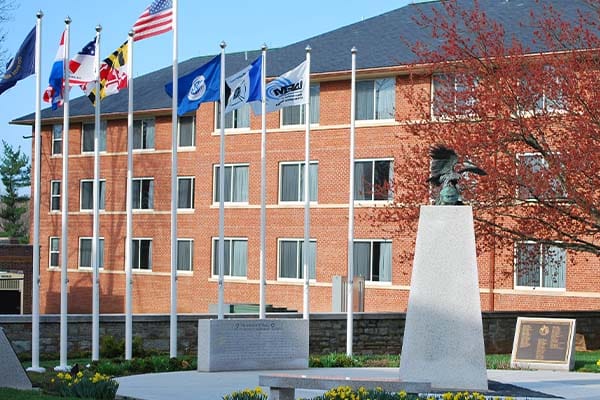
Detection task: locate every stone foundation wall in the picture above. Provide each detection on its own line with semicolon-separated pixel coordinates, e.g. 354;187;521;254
1;311;598;358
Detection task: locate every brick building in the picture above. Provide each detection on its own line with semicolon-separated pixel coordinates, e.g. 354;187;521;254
12;0;600;315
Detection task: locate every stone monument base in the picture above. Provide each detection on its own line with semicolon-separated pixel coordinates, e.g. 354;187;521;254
197;318;309;372
399;206;488;391
0;327;32;390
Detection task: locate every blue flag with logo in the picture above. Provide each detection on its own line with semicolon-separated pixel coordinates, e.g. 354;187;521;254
224;55;262;114
165;54;221;116
0;26;36;96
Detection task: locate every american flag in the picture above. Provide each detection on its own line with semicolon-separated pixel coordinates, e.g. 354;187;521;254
132;0;173;41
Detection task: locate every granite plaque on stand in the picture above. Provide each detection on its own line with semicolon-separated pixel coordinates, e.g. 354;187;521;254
399;206;488;391
511;317;576;371
197;319;309;372
0;327;32;390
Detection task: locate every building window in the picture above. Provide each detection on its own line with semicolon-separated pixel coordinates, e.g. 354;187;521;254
279;162;318;202
353;240;392;282
132;239;152;270
432;73;478;118
177;239;193;271
177;177;194;209
80;180;106;211
213;164;249;203
49;237;60;268
132;178;154;209
216;102;250;129
356;78;395;120
517;153;567;201
354;159;393;201
133;119;155;150
515;242;566;289
50;180;61;211
52;124;63;155
278;239;316;280
178;116;195;147
79;237;104;269
282;83;320;126
212;238;248;277
81;121;107;153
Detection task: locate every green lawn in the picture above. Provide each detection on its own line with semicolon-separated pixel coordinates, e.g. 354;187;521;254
0;387;84;400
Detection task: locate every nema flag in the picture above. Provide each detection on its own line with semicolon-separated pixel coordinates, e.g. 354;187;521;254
84;40;129;105
43;30;66;109
253;60;308;114
165;54;221;116
69;38;97;85
224;56;262;114
0;26;36;96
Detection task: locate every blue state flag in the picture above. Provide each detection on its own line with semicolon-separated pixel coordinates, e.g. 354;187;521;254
165;55;221;116
0;26;36;96
224;55;262;114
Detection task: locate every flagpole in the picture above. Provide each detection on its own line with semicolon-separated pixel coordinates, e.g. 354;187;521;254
259;44;267;320
217;41;226;320
169;0;179;359
28;10;45;373
57;16;71;372
346;46;357;357
125;30;134;361
91;24;102;362
302;45;311;320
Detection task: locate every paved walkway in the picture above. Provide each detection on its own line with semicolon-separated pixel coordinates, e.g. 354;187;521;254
115;368;600;400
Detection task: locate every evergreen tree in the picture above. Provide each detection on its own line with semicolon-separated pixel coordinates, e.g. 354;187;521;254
0;140;30;241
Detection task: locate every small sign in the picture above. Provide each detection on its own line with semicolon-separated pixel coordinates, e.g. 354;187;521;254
510;317;576;371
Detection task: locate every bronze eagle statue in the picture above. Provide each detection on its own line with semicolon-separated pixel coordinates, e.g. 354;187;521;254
428;145;486;205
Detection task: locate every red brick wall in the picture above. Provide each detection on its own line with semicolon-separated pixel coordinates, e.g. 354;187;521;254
32;74;600;315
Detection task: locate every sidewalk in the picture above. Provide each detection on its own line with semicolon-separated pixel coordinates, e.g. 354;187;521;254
115;368;600;400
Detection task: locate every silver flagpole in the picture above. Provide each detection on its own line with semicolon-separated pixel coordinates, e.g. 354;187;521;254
217;41;226;320
169;0;179;359
302;45;311;320
28;10;45;373
259;44;267;319
91;24;102;362
57;16;71;372
125;30;134;361
346;47;357;356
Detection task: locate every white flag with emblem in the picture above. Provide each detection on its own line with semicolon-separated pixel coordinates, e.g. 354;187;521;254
252;60;308;114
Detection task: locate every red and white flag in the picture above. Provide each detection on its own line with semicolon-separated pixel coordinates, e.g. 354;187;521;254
133;0;173;41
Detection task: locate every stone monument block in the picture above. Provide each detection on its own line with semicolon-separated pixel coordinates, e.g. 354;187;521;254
197;319;309;372
0;327;32;390
399;206;488;391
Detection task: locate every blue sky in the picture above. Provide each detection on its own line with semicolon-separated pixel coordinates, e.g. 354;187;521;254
0;0;418;167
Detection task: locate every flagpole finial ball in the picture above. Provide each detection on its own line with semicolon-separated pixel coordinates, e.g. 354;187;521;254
261;44;267;51
128;30;134;38
96;25;102;33
305;45;311;52
36;10;43;19
220;41;226;49
351;46;357;54
65;16;71;24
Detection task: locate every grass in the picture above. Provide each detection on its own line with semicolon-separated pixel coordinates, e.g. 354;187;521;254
0;387;85;399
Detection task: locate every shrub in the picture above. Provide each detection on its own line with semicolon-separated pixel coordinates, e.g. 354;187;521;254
222;387;268;400
100;335;145;359
310;353;362;368
309;388;513;400
46;371;119;399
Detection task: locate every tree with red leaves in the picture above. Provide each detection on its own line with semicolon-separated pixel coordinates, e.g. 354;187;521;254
372;0;600;264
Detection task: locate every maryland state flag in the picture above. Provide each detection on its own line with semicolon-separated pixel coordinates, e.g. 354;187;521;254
85;40;128;105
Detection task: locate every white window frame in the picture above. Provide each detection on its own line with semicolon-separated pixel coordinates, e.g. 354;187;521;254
132;118;155;151
353;239;393;284
278;161;318;204
514;241;566;291
215;102;251;131
212;163;250;205
355;77;396;121
81;120;108;154
177;176;195;210
178;115;196;149
80;179;106;212
49;237;60;268
354;158;394;203
176;238;194;272
516;152;567;201
50;180;61;212
277;238;317;282
131;238;153;271
280;83;320;127
132;177;154;210
78;237;105;270
52;124;63;156
211;237;248;279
